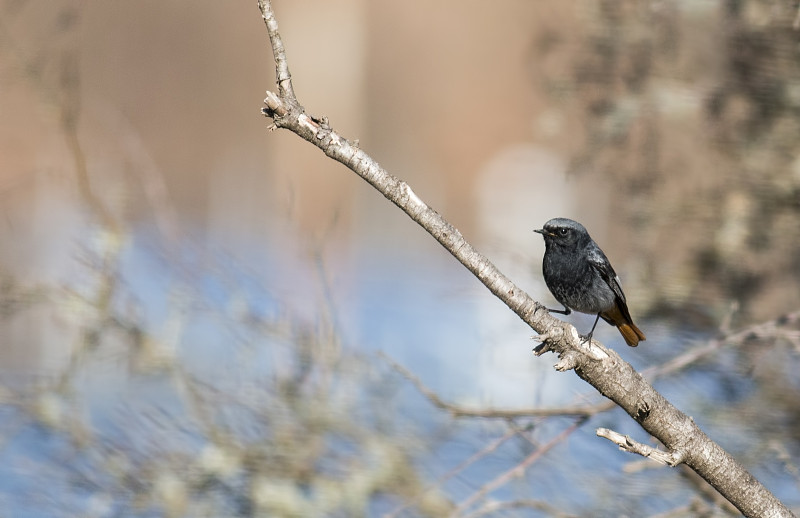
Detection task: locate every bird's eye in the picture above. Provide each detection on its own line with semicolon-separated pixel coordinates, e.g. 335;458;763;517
558;228;569;236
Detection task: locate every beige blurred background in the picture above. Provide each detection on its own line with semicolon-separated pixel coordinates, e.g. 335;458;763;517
2;0;800;384
5;1;800;333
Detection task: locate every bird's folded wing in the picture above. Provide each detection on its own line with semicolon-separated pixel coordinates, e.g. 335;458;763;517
586;247;627;304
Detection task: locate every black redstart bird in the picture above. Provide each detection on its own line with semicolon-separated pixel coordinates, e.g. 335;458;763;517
534;217;646;347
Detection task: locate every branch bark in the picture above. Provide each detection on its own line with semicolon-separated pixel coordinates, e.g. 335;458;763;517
255;2;795;516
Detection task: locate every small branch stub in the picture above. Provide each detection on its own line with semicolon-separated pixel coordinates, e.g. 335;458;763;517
597;427;684;466
262;91;288;119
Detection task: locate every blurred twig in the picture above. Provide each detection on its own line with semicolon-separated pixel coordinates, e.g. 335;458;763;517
462;499;578;518
385;426;519;518
453;417;587;517
644;308;800;381
382;351;613;418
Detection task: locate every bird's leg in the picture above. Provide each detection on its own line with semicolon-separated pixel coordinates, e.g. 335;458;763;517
547;305;571;315
582;313;602;344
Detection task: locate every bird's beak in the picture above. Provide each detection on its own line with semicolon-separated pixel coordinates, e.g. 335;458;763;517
533;228;547;236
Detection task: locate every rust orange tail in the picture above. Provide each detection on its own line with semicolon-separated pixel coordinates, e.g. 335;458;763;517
617;322;646;347
601;303;646;347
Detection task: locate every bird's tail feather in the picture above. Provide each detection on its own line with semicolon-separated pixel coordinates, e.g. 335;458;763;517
617;322;646;347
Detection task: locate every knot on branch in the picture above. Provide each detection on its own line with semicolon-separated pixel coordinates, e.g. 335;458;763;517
554;351;580;372
635;398;652;422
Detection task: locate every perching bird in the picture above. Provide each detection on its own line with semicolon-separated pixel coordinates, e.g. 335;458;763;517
534;217;646;347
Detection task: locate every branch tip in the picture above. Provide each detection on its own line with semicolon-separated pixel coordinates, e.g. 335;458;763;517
257;0;297;101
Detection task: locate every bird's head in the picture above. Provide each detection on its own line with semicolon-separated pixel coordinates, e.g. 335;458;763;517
533;218;589;248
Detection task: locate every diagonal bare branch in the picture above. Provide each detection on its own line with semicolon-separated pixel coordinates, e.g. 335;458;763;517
254;2;795;517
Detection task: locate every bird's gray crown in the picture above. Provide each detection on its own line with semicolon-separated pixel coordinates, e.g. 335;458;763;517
543;218;587;234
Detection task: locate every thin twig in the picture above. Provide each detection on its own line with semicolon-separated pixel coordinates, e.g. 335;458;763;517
644;308;800;381
596;427;684;466
385;427;520;518
452;417;587;516
461;499;579;518
381;352;614;418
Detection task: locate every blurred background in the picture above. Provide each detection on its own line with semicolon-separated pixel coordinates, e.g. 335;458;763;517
1;0;800;516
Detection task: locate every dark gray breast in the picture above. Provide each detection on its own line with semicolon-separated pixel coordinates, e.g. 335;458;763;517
542;246;616;314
